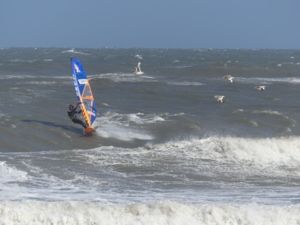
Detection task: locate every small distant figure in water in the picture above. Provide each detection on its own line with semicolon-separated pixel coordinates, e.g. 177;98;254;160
214;95;225;104
67;102;87;128
134;62;144;75
223;74;234;83
255;85;266;91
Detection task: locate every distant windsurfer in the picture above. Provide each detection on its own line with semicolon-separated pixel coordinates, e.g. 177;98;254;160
67;102;87;128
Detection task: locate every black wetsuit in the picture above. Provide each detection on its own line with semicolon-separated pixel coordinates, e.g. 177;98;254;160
67;103;87;128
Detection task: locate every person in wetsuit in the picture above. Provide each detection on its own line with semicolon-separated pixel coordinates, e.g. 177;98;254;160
67;102;87;128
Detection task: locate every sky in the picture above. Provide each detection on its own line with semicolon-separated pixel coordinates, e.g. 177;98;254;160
1;0;300;49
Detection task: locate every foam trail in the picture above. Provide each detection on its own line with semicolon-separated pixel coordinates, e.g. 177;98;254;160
0;201;300;225
126;113;165;124
95;123;153;141
93;112;162;141
97;112;165;125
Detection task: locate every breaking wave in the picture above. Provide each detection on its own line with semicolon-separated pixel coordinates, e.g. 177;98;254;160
0;161;28;183
146;136;300;173
0;201;299;225
77;135;300;179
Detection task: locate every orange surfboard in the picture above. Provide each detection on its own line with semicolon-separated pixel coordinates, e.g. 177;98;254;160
84;127;95;135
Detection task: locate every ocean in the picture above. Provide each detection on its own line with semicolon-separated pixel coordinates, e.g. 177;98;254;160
1;48;300;224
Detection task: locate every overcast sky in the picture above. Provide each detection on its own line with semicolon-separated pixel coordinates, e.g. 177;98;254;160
1;0;300;49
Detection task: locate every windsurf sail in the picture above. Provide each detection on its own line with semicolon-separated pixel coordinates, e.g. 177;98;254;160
137;62;142;72
71;58;97;128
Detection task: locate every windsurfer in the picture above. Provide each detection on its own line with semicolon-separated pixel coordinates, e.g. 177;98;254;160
67;102;87;128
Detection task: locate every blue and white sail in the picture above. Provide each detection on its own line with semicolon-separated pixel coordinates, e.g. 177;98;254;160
71;58;97;127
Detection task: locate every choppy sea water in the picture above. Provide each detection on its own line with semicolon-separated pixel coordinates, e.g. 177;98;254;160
1;48;300;224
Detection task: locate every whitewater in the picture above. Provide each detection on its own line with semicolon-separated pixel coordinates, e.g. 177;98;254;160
1;48;300;224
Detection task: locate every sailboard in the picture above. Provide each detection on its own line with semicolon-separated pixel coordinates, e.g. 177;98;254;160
71;58;97;135
134;62;144;75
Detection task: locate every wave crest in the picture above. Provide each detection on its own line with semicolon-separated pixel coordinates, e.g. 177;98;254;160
150;136;300;172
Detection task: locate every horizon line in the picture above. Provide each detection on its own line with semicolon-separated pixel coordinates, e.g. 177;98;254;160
1;46;300;51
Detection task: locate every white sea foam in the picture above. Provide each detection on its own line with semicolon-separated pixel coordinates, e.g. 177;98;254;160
249;110;295;128
173;65;194;69
236;77;300;84
94;112;156;141
93;111;172;141
1;136;300;202
79;135;300;177
8;59;37;63
49;75;71;80
96;123;154;141
0;201;299;225
0;75;37;80
0;112;6;119
97;112;165;126
0;161;27;183
167;81;205;86
252;110;284;116
252;109;293;121
61;48;90;55
0;168;28;200
43;59;53;62
150;136;300;173
90;73;156;83
0;75;71;81
127;113;165;124
22;81;58;85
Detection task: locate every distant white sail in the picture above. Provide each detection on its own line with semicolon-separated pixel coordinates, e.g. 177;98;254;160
134;62;144;75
